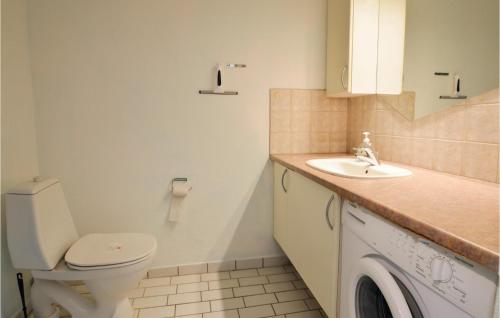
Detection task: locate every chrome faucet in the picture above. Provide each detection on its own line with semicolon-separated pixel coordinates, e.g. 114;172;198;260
353;132;380;166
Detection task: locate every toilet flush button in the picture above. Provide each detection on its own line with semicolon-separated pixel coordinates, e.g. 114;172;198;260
108;243;123;251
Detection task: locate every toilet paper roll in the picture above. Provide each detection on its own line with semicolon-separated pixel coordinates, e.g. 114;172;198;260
172;182;191;197
168;181;191;222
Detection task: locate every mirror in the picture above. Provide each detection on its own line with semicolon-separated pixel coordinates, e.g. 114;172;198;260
396;0;499;120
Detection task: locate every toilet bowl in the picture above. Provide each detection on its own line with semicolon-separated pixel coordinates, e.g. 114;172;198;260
5;178;157;318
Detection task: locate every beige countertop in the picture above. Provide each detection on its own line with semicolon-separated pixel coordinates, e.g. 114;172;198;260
271;153;499;272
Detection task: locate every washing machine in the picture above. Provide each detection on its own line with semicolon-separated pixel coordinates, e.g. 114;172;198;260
340;200;498;318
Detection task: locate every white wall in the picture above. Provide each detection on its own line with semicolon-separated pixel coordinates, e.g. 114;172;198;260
1;0;39;316
403;0;499;118
27;0;327;268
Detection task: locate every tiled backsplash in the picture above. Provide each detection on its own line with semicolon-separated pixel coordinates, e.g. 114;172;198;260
270;88;500;183
347;89;499;183
269;89;348;154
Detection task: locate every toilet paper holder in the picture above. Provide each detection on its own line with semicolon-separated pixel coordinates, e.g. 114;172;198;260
172;177;188;184
171;178;192;193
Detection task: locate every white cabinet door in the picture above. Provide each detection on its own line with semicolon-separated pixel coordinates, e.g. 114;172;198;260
326;0;406;97
286;171;341;318
273;163;289;252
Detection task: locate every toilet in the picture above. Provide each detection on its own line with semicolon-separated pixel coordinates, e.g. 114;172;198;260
6;178;157;318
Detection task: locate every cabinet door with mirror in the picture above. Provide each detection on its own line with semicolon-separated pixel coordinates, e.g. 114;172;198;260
402;0;498;120
327;0;499;118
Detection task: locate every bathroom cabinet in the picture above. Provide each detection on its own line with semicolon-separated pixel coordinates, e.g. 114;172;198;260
326;0;406;97
274;163;341;318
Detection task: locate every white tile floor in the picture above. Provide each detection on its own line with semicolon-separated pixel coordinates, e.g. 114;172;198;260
64;264;326;318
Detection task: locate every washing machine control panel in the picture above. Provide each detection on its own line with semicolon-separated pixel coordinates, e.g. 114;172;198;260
343;202;498;317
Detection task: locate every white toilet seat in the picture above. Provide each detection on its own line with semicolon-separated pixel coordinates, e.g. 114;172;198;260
65;233;157;270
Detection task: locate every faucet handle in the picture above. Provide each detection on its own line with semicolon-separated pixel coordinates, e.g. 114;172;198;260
352;147;364;156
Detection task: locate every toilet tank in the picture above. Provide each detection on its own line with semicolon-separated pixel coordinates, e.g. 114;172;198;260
6;178;79;270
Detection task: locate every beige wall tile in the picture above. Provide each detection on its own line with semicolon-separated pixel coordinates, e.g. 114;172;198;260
432;140;463;175
462;143;499;182
465;104;499;143
270;133;291;155
331;111;347;133
311;90;330;111
290;111;311;132
262;256;289;267
392;112;413;137
375;110;393;135
311;112;331;132
391;137;412;165
412;114;435;139
412;139;433;169
348;104;363;132
290;133;311;153
270;89;291;111
330;98;348;112
148;267;178;278
310;133;330;153
330;132;347;153
361;95;377;112
207;261;236;273
373;136;392;161
434;106;465;141
179;264;208;276
236;258;263;270
291;90;311;111
270;110;291;133
361;110;376;133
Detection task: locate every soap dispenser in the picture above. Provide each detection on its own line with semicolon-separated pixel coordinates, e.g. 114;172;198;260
361;132;372;148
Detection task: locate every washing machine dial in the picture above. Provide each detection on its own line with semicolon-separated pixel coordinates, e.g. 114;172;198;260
430;256;453;283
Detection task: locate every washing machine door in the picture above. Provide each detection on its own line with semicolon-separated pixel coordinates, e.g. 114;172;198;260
348;257;423;318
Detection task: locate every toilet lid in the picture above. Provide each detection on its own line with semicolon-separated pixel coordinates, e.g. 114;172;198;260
65;233;157;268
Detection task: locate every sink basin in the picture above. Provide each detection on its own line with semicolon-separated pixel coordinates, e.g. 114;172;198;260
306;158;412;179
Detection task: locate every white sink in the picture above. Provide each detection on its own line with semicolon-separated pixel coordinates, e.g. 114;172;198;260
306;158;412;179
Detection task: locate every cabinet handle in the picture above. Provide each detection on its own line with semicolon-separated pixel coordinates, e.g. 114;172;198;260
281;169;288;193
341;66;347;90
325;194;335;230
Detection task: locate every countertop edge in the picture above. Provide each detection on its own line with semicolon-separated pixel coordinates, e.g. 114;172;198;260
270;154;499;273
